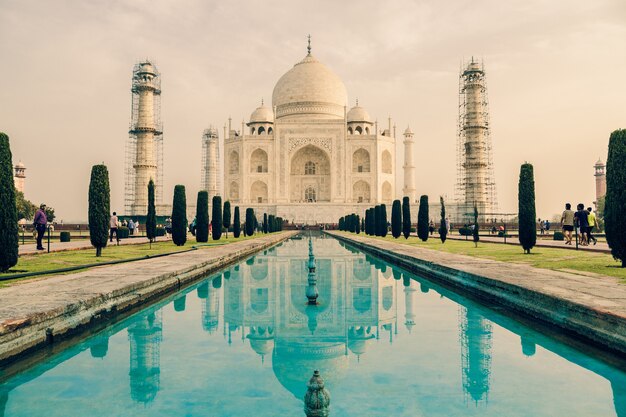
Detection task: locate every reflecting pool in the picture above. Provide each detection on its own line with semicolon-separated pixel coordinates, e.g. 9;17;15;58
1;234;626;416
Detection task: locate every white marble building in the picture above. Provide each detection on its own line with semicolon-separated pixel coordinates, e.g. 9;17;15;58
221;45;401;224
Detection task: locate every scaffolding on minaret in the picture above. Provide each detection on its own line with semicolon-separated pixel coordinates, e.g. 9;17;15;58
455;58;497;222
124;61;164;215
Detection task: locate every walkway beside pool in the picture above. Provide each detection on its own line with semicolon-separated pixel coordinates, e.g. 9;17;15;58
19;236;169;256
0;231;296;364
447;234;611;253
328;231;626;355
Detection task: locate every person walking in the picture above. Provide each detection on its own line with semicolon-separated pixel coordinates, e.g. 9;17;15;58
135;220;140;236
545;219;551;235
33;203;47;250
109;211;119;243
586;207;598;245
429;220;435;236
539;218;545;235
128;219;135;236
574;203;589;246
561;203;575;245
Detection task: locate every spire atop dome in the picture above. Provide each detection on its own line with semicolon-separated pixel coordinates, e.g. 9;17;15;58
261;98;264;106
307;34;311;55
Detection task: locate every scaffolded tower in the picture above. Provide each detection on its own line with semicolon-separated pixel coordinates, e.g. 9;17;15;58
456;59;497;221
200;126;219;196
124;61;163;215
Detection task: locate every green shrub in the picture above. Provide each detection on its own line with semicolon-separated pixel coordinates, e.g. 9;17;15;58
146;179;157;242
518;163;537;253
212;196;223;240
245;208;255;236
459;227;472;236
196;191;209;242
391;199;402;238
88;164;110;257
553;231;565;241
438;196;447;243
0;132;18;272
223;201;231;238
172;185;187;246
156;227;166;237
60;231;71;242
118;226;130;239
417;195;429;241
402;197;411;239
605;129;626;267
233;206;241;238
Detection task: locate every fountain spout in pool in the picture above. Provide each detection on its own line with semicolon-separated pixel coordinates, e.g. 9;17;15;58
306;237;319;305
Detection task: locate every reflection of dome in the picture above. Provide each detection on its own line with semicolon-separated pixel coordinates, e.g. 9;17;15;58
272;53;347;120
250;104;274;123
248;327;275;359
348;326;375;357
272;339;348;399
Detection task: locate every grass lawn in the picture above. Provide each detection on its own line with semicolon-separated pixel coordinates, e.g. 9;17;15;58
0;233;264;287
337;232;626;281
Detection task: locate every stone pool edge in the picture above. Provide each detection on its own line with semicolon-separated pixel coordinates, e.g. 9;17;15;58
0;231;297;364
328;231;626;355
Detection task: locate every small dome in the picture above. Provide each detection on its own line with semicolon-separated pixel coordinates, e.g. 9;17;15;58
137;61;156;75
404;126;413;135
15;161;25;169
595;158;604;166
347;105;370;123
250;104;274;123
272;54;347;119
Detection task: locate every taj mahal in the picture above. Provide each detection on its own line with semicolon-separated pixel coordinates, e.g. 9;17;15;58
217;40;415;224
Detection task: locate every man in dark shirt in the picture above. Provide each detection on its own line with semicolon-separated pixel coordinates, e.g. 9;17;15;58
574;203;589;246
33;204;48;250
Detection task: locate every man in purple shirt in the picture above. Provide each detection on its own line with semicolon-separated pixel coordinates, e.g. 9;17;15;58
33;204;47;250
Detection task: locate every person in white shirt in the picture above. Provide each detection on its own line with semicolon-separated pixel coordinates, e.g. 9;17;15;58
110;212;119;243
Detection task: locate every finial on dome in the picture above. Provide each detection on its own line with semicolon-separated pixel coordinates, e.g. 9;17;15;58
261;98;264;106
307;34;311;55
356;98;359;106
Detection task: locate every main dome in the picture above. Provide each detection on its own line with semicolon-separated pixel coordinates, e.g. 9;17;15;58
272;54;348;120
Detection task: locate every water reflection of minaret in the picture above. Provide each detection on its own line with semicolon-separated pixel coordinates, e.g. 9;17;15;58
128;311;162;403
459;306;492;405
199;279;220;334
403;277;417;333
90;333;110;359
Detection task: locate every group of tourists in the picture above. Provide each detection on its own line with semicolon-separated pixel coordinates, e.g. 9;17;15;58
560;203;598;246
109;212;141;243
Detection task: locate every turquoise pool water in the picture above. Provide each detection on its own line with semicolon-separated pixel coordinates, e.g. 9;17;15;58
1;234;626;416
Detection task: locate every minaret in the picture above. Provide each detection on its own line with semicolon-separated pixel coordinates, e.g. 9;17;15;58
402;127;416;202
13;161;25;194
456;58;497;220
594;158;606;209
126;61;163;215
201;126;219;196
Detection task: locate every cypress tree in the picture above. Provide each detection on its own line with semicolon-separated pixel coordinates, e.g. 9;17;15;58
417;195;429;241
88;164;110;257
171;185;187;246
364;209;370;235
195;191;209;243
0;132;18;271
245;208;255;236
263;213;268;233
439;196;447;243
355;214;361;234
233;206;241;238
605;129;626;267
212;196;223;240
223;201;231;238
391;199;402;239
380;204;388;238
472;204;479;247
146;179;157;243
518;163;537;254
402;197;411;239
338;217;344;231
374;205;381;236
370;207;376;236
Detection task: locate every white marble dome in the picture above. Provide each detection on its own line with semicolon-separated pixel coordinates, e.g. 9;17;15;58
347;105;371;123
272;54;347;119
249;104;274;123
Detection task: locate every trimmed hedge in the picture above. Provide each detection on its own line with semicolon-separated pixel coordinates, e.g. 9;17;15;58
60;231;71;242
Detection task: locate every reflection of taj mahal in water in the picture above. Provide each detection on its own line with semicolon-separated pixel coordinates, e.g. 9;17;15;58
223;236;399;398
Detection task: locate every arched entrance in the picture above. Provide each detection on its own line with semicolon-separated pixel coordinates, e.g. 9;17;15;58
290;145;331;202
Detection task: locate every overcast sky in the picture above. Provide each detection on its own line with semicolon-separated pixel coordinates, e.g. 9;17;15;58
1;0;624;222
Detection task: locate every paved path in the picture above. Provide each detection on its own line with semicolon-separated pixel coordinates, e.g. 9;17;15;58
0;231;297;363
447;234;611;253
329;231;626;355
19;236;169;256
